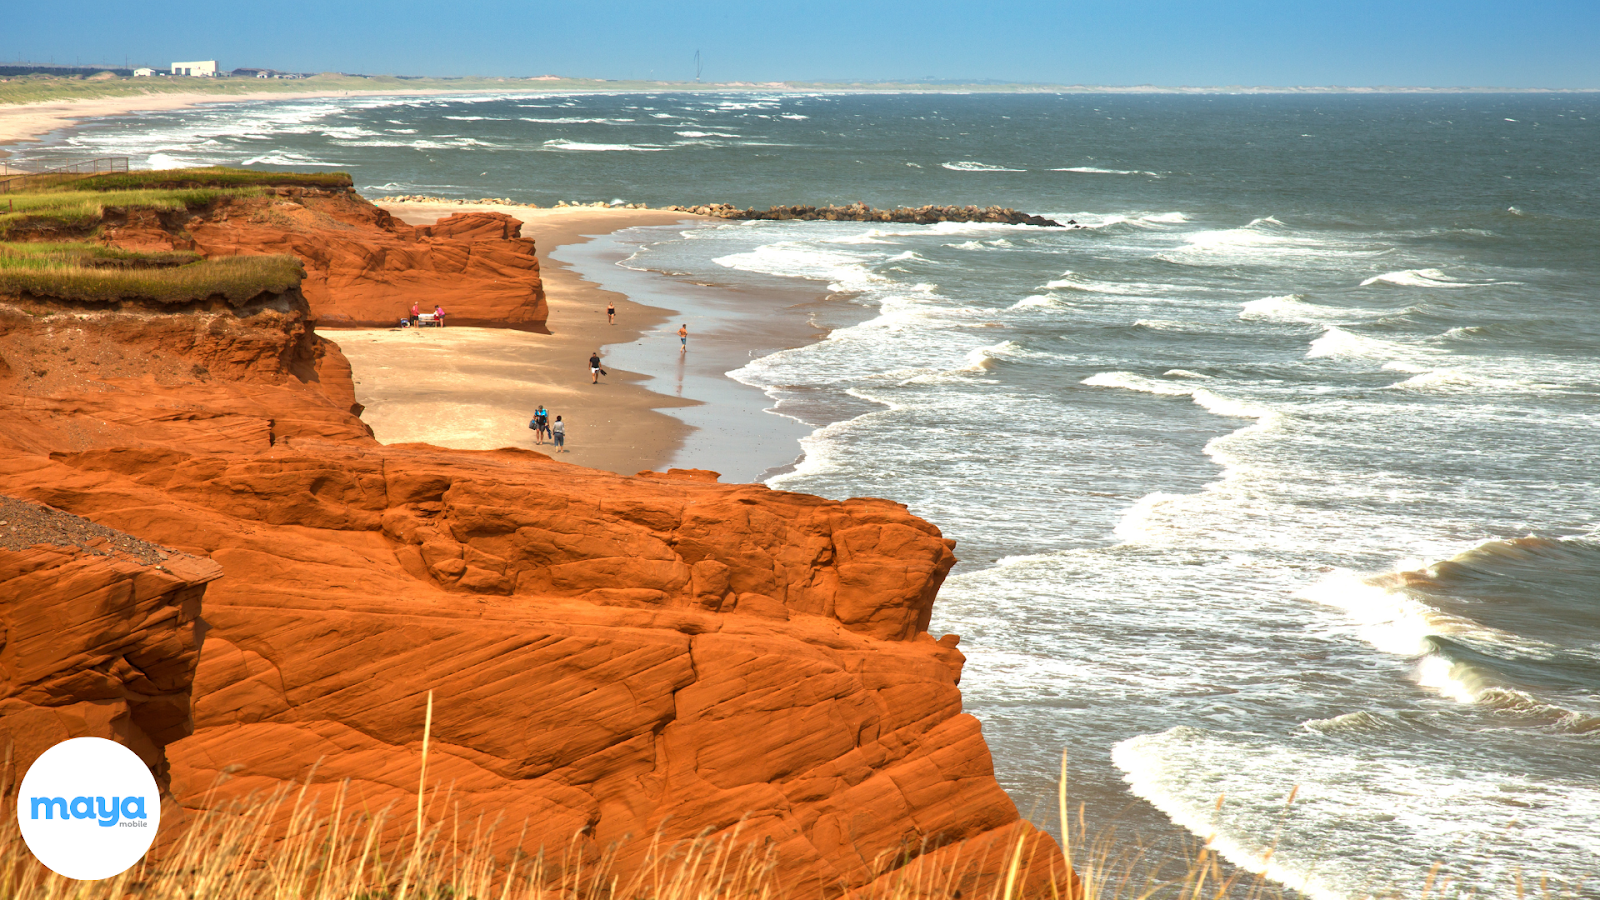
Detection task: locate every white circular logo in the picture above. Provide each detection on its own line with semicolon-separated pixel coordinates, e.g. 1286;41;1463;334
17;737;161;880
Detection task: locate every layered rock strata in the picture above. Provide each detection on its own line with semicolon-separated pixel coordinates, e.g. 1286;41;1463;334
0;495;221;792
96;187;548;330
0;240;1069;898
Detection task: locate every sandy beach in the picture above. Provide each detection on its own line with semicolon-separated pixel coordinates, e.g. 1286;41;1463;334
337;203;826;480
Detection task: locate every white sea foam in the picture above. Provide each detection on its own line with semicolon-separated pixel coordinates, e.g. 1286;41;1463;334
242;152;341;167
1112;732;1347;900
712;243;886;293
1386;368;1516;392
1239;294;1384;323
899;341;1013;384
1306;326;1413;361
1007;294;1056;309
1084;372;1275;423
941;160;1026;172
520;116;637;124
1114;727;1600;900
1359;268;1512;288
1042;272;1139;294
1298;570;1460;658
147;153;198;170
1082;371;1195;397
541;140;664;152
1052;166;1160;176
674;130;740;138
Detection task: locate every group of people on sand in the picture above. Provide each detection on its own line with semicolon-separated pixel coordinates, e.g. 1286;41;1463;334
400;302;446;328
528;404;566;451
525;307;694;452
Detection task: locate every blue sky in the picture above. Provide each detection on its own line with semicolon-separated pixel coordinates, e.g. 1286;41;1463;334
8;1;1599;88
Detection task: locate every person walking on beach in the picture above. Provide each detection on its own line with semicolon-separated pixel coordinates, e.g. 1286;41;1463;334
606;302;616;324
678;323;688;352
552;415;566;451
589;351;605;383
532;405;550;443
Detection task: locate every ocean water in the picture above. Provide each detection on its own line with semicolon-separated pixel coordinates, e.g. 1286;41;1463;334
24;91;1600;897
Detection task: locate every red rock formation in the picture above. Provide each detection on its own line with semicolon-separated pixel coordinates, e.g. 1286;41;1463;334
0;277;1071;897
0;497;221;792
99;188;548;330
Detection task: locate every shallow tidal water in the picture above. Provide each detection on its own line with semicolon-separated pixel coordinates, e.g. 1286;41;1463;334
27;90;1600;898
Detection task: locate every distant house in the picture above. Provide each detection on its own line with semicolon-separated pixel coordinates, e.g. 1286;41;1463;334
132;67;155;77
171;60;218;77
231;67;279;78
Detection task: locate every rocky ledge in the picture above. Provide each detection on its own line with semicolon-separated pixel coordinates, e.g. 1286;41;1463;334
665;201;1063;227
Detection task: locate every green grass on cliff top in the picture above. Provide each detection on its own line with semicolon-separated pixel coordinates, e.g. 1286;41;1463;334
0;242;302;304
0;186;263;234
69;167;352;190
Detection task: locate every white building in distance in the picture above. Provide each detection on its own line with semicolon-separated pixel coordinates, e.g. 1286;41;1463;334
171;60;217;77
133;67;155;77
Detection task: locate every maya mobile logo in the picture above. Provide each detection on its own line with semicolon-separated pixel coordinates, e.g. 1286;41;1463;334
17;737;162;880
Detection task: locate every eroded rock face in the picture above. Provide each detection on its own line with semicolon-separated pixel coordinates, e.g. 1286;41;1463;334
0;496;221;792
100;189;548;330
0;291;1069;896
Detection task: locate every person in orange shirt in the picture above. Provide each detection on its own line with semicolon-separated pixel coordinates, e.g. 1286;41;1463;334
678;323;688;352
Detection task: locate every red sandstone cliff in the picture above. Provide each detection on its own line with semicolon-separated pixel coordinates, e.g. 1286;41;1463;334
0;246;1069;897
0;496;221;792
101;187;547;330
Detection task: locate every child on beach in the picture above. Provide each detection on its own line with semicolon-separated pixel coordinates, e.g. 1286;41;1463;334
678;323;688;351
552;415;565;451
